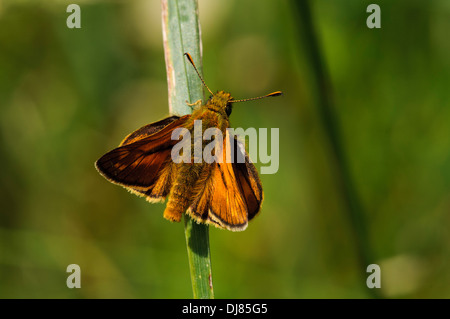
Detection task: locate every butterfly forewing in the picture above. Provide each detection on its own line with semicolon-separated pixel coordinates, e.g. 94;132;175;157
120;115;184;146
186;131;263;231
95;115;189;200
231;136;263;220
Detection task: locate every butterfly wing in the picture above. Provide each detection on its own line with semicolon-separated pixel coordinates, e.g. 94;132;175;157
119;116;182;146
95;115;190;202
187;132;263;231
231;135;263;221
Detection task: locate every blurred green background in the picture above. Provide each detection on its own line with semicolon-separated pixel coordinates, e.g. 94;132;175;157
1;0;449;298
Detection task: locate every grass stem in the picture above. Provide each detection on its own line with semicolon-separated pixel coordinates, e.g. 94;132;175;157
161;0;214;299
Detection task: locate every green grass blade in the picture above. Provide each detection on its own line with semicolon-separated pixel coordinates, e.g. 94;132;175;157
161;0;214;299
291;0;382;298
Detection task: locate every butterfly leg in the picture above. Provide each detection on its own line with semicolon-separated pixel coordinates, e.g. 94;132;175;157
185;99;202;111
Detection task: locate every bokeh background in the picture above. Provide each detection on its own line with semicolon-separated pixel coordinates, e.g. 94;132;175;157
1;0;449;298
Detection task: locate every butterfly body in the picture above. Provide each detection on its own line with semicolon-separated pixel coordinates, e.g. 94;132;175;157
164;90;245;224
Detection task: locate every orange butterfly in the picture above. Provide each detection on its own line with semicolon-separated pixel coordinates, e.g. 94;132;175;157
95;53;282;231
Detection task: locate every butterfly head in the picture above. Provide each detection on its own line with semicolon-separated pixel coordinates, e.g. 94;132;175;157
208;91;234;117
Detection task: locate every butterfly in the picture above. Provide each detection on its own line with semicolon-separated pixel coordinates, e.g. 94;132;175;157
95;53;282;231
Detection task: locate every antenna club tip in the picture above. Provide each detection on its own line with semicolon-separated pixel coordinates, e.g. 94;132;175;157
268;91;283;97
184;52;194;64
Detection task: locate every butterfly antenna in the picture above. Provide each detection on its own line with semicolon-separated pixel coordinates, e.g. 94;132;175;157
184;53;214;96
230;91;283;103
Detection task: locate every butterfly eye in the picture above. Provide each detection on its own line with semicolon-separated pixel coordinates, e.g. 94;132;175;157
225;102;233;116
209;94;213;99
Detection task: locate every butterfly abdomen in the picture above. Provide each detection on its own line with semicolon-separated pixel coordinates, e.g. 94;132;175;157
164;162;208;222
